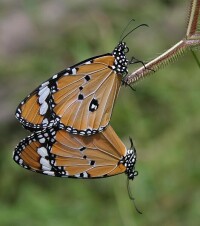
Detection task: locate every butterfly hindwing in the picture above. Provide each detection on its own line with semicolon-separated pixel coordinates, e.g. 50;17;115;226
16;43;129;135
13;126;137;179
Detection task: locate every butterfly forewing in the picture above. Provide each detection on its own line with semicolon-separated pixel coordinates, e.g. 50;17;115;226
13;125;131;178
16;43;129;135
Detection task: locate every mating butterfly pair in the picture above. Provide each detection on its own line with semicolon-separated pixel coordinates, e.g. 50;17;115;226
14;36;139;180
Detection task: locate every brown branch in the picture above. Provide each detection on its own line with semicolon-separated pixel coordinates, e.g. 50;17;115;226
124;0;200;85
187;0;200;37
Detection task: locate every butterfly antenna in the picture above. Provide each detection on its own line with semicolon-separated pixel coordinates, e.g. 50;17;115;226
129;137;134;149
129;137;137;157
127;178;142;214
121;23;149;42
119;19;135;42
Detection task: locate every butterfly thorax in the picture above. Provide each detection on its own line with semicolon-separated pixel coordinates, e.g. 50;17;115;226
120;149;138;180
112;42;129;76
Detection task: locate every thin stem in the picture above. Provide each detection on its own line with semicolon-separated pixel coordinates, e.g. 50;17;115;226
191;49;200;67
187;0;200;37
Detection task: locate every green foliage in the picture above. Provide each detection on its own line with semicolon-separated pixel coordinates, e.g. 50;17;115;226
0;1;199;225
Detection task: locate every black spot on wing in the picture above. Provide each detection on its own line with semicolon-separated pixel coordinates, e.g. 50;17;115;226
80;147;86;151
90;160;95;165
78;94;84;100
84;75;91;81
89;99;99;112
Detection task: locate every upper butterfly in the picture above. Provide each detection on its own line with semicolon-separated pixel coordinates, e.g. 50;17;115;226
15;42;129;136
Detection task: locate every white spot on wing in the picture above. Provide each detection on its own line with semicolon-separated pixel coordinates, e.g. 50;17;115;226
91;104;97;110
39;138;45;143
42;118;49;125
38;87;50;104
43;171;55;176
40;102;48;115
72;68;77;74
37;147;48;157
39;81;49;89
75;172;88;178
85;61;91;64
61;172;69;177
87;131;92;135
42;165;52;171
82;172;88;178
15;155;19;161
40;158;51;169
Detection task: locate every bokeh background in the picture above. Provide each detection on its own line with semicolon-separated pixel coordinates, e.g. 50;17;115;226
0;0;199;225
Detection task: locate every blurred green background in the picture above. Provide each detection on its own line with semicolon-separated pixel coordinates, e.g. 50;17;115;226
0;0;199;225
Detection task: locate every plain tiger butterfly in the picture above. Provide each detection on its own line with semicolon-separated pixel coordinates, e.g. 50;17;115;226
13;125;138;180
15;23;147;136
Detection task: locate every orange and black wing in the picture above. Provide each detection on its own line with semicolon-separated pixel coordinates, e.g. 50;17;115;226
15;42;129;135
13;125;137;179
15;80;56;131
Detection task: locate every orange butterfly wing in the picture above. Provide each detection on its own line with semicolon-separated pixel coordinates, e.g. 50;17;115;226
13;125;137;179
16;42;129;135
53;55;122;135
16;55;122;134
15;80;56;131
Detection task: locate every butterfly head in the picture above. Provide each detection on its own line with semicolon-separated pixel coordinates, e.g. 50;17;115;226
112;42;129;76
125;148;138;180
120;138;138;180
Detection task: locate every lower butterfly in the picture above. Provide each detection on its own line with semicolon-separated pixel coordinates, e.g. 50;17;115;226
13;125;138;179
